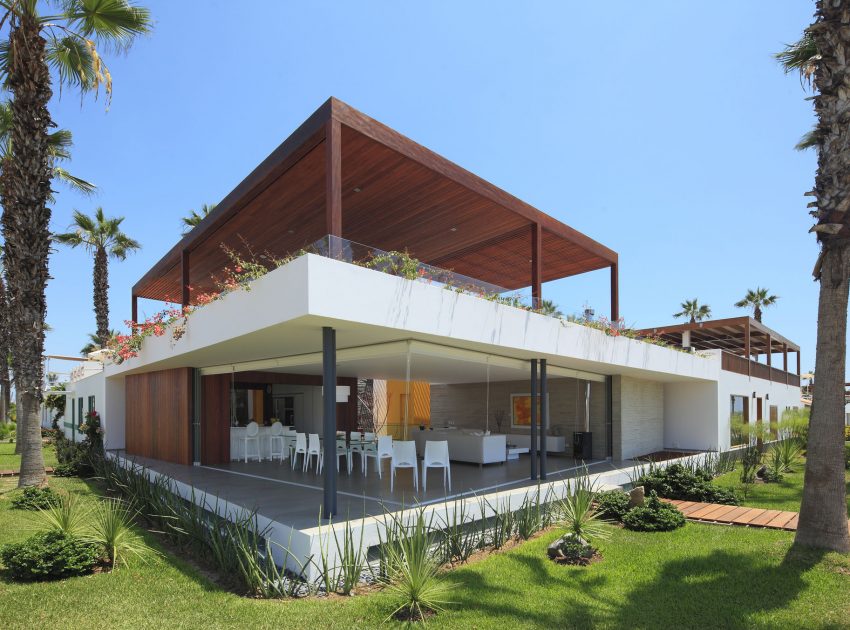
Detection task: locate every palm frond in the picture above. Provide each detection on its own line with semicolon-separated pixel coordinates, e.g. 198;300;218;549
45;34;94;90
62;0;152;52
795;127;819;151
775;32;819;79
53;166;96;195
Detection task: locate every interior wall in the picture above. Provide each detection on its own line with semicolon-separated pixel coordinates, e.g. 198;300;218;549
430;376;607;459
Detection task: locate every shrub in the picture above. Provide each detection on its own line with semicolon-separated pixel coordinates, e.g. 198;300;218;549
845;443;849;470
595;490;631;522
0;531;99;581
770;439;802;473
622;491;686;532
11;486;59;510
636;463;738;505
0;422;14;441
845;426;850;442
54;434;94;477
740;445;762;485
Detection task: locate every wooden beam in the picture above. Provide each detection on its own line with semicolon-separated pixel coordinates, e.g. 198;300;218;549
531;223;542;305
131;293;138;327
766;333;772;368
325;118;342;237
181;250;190;307
796;350;801;376
783;343;788;384
610;263;619;322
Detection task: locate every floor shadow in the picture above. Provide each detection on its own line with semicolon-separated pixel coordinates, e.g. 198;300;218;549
608;544;827;630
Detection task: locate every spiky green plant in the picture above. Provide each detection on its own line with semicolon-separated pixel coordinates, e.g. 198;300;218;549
556;471;610;541
85;498;152;568
36;491;89;536
381;509;452;623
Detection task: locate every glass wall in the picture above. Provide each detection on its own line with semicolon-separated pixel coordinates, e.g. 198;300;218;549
730;395;749;447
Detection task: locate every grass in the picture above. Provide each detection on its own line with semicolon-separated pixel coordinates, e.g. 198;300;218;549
1;470;849;629
714;453;850;516
0;441;58;470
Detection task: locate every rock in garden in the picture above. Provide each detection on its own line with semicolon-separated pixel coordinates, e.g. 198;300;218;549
629;485;645;508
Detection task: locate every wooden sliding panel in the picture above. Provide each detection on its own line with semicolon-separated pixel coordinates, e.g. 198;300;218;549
125;368;193;465
201;374;231;465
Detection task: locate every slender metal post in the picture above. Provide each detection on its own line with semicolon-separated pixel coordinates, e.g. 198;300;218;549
322;327;337;518
530;359;538;480
539;359;548;480
192;369;201;465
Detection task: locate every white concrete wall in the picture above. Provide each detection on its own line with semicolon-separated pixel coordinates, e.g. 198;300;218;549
716;369;802;450
612;375;664;460
663;381;719;451
63;369;105;444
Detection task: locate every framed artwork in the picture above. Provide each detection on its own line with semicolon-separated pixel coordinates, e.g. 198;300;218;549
511;393;546;428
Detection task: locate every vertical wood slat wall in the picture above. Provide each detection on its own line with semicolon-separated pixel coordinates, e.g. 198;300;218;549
201;374;231;465
125;368;193;465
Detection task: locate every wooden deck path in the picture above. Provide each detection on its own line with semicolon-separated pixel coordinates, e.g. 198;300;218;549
665;499;801;530
0;467;54;477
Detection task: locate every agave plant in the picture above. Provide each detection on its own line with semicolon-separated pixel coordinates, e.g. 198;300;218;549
381;509;453;622
556;471;609;541
36;491;89;536
771;439;803;473
85;498;153;568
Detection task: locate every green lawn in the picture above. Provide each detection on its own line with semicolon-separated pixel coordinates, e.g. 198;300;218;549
0;441;58;471
1;475;849;629
714;454;850;516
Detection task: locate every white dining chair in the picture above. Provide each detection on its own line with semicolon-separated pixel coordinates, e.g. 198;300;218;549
348;431;369;474
269;421;286;462
281;426;296;463
364;435;392;478
390;440;418;492
320;437;351;474
422;440;451;493
306;433;322;472
290;432;307;470
242;421;261;463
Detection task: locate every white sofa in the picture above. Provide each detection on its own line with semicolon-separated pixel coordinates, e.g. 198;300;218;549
506;433;567;453
413;429;507;465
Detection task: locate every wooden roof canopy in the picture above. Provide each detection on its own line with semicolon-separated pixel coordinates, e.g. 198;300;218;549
133;98;618;306
636;317;800;355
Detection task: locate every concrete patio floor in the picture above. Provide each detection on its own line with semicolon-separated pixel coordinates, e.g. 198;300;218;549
122;453;621;530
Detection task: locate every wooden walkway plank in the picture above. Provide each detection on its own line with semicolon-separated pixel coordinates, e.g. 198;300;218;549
702;504;738;521
746;509;784;527
682;502;712;517
765;512;797;529
731;508;765;525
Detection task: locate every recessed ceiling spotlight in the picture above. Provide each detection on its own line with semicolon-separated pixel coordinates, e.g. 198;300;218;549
288;229;294;234
450;227;457;232
353;187;362;193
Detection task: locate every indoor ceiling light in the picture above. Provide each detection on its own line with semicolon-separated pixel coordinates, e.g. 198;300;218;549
353;187;362;193
450;227;457;232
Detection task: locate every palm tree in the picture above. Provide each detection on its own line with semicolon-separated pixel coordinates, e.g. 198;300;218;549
538;299;563;318
0;0;151;488
673;299;711;323
0;101;95;196
80;330;117;356
734;287;778;322
181;203;217;235
55;209;141;346
778;17;850;553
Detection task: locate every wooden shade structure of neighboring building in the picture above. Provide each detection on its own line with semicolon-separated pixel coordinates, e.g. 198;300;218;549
131;97;619;320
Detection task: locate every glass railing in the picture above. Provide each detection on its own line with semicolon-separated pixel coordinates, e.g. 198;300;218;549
305;234;541;310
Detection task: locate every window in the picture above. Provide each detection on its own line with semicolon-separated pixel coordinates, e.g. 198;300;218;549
71;398;75;424
730;395;749;447
78;398;84;426
87;395;95;414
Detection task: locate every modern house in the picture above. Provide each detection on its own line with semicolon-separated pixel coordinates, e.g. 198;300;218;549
62;97;802;572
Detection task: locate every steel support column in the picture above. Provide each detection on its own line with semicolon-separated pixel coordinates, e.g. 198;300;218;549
322;326;337;518
610;263;619;322
539;359;548;480
530;359;538;480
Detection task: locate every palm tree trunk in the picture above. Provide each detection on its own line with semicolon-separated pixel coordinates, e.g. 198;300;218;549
94;246;109;345
795;242;850;552
0;14;53;487
754;305;762;322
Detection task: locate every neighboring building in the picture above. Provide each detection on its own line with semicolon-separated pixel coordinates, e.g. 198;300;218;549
65;98;801;572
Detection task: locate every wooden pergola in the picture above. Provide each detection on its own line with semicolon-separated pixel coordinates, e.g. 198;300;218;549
636;316;801;376
131;98;618;321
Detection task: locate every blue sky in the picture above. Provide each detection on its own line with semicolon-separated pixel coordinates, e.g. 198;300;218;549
44;1;821;377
